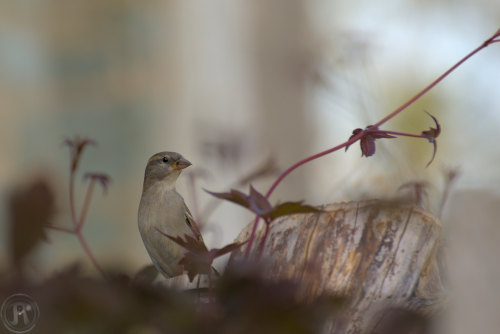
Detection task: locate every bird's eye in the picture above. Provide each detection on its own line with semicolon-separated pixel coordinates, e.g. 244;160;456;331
162;157;169;163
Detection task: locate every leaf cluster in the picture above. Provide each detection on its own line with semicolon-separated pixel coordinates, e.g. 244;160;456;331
206;186;320;223
155;229;243;282
346;111;441;166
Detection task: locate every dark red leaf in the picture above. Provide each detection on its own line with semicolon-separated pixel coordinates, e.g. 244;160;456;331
178;252;212;282
156;229;208;254
345;128;363;152
156;229;242;282
205;189;251;209
206;186;273;217
346;127;395;157
425;140;438;167
421;111;441;140
367;125;398;140
213;242;246;258
248;186;272;216
9;179;54;268
360;135;376;157
420;111;441;166
159;231;210;282
348;128;363;141
207;186;318;224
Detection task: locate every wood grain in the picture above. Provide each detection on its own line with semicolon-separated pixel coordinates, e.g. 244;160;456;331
229;200;444;333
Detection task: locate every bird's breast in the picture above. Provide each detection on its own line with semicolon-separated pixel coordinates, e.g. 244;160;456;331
138;187;185;233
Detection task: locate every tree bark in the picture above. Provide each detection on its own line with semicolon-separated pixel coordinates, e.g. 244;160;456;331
229;200;445;333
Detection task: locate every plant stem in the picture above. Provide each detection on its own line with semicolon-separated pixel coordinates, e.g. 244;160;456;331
244;28;500;258
69;170;77;227
372;29;500;129
73;177;106;278
375;130;426;138
76;179;95;232
244;139;358;258
257;221;271;258
77;231;106;279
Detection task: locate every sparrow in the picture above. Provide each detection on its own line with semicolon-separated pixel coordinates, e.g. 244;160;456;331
138;151;205;278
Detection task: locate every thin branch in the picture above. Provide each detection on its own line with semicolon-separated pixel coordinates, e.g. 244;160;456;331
244;139;356;258
201;157;279;222
374;130;427;139
77;232;106;279
63;136;107;279
257;221;271;259
372;28;500;129
69;170;77;227
76;179;96;232
244;28;500;258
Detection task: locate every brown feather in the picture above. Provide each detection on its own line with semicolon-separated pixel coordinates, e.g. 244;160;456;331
184;205;204;243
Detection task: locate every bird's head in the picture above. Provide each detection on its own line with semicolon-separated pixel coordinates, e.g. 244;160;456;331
143;151;191;191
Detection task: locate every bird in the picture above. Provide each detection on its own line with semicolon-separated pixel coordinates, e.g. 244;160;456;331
138;151;206;278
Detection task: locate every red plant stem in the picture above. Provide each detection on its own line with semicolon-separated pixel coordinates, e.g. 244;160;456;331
60;138;107;279
69;170;78;227
77;232;106;279
244;28;500;259
76;179;95;232
65;177;107;278
256;221;271;258
244;139;357;258
372;28;500;129
374;130;427;138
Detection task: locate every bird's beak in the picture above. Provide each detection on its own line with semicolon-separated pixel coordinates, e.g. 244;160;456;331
173;157;192;170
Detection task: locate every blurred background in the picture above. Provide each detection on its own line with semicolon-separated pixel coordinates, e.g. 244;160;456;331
0;0;499;332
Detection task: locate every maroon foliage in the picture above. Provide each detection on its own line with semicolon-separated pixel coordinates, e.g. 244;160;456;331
8;179;54;269
346;126;396;157
207;186;320;221
155;228;244;282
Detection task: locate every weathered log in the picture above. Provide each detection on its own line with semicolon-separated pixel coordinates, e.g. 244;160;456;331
229;200;444;333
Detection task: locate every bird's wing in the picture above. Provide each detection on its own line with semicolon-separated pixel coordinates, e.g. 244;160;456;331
183;203;204;243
